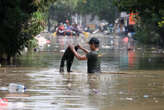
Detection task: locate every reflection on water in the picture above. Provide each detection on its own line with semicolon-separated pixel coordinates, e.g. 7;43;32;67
0;35;164;110
1;67;164;110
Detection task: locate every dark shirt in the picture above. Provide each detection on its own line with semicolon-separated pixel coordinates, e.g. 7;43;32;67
86;50;101;73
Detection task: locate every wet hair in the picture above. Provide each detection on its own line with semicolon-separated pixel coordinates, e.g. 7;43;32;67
88;37;100;48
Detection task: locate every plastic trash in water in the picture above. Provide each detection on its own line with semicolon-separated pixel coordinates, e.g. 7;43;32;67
144;95;149;98
8;102;25;109
8;83;26;93
0;83;26;93
0;87;8;91
123;37;128;43
119;91;124;95
0;98;8;106
60;50;65;53
89;89;99;95
126;97;133;101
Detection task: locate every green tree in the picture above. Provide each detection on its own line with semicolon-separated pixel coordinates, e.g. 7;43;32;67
115;0;164;45
76;0;118;23
48;0;79;28
0;0;56;62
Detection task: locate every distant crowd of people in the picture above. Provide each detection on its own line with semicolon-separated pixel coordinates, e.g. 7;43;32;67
55;19;115;37
56;20;82;37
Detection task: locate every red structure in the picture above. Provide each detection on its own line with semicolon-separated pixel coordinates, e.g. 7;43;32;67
129;13;138;25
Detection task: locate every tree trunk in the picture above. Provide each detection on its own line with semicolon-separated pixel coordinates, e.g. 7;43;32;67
48;16;51;32
7;55;11;65
159;27;164;46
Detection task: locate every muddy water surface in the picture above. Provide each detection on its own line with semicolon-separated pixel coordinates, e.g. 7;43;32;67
0;35;164;110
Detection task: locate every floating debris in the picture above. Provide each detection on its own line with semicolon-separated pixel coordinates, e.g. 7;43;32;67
144;95;149;98
126;97;133;101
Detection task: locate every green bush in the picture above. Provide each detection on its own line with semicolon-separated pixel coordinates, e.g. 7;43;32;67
0;0;56;61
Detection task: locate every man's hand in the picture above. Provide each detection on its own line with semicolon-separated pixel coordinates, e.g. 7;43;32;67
77;44;89;54
68;44;87;61
77;44;83;49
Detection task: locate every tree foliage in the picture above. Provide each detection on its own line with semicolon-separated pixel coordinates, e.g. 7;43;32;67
48;0;118;25
48;0;79;23
76;0;118;23
115;0;164;44
0;0;56;61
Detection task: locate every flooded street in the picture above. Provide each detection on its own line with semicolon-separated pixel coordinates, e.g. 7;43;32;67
1;35;164;110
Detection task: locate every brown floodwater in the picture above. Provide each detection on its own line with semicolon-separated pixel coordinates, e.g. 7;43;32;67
0;35;164;110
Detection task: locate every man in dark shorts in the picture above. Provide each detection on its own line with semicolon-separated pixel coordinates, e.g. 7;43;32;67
69;37;101;73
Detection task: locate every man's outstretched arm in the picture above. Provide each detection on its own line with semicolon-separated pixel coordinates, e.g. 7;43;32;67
78;44;89;54
69;45;87;60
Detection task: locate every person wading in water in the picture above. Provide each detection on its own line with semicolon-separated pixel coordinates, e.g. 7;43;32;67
69;37;101;73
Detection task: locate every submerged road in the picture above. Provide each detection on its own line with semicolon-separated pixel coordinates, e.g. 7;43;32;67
0;34;164;110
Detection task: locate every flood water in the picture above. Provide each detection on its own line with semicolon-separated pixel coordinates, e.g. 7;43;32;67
0;35;164;110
